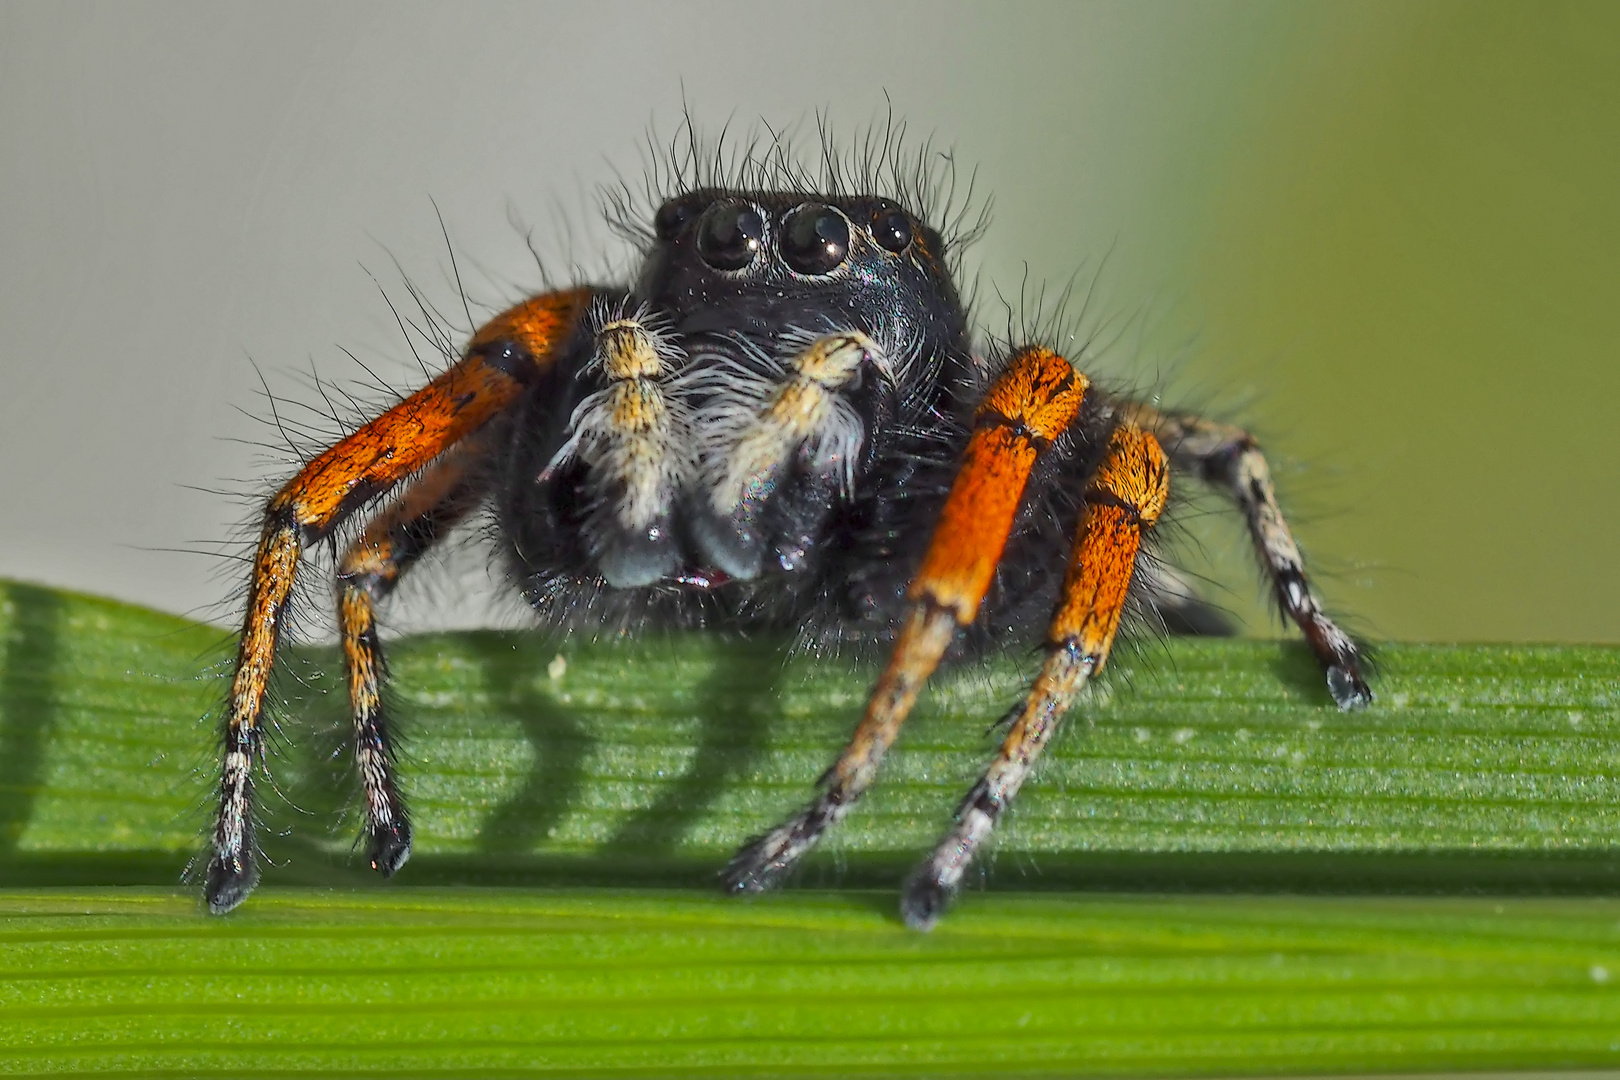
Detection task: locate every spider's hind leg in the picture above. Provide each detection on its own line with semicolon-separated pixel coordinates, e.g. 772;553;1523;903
902;423;1170;930
1120;401;1371;709
336;440;491;877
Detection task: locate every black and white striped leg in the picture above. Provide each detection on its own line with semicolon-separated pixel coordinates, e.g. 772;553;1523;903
903;645;1098;930
1121;403;1371;709
336;447;487;876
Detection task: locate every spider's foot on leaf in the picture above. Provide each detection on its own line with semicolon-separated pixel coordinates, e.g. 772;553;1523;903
205;852;258;916
721;833;796;894
368;821;412;877
721;808;829;894
1328;664;1373;711
899;870;951;933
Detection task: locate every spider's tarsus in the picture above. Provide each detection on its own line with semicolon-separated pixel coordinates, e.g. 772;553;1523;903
720;840;788;894
1328;665;1373;711
720;821;807;894
204;852;258;916
899;871;949;932
368;821;413;877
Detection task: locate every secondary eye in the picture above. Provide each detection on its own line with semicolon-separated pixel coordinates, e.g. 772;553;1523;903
696;202;766;271
781;204;851;275
870;206;913;253
654;200;696;240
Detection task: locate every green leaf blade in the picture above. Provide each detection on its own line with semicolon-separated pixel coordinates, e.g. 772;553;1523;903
3;891;1620;1076
3;581;1620;1074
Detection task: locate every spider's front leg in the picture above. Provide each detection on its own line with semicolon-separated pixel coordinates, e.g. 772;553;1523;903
1120;402;1371;708
206;287;590;914
723;345;1088;893
902;423;1169;929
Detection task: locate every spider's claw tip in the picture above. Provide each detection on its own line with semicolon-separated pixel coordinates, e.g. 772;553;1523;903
1327;665;1372;711
719;842;783;895
204;852;259;916
721;820;813;895
899;874;948;932
368;822;413;877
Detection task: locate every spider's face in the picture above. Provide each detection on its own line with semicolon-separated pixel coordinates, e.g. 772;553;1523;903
634;188;967;363
520;188;976;592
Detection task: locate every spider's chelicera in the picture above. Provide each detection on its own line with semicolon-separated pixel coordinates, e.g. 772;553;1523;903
206;149;1370;929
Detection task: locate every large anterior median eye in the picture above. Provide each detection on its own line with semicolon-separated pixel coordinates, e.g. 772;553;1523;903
781;204;851;275
697;202;766;270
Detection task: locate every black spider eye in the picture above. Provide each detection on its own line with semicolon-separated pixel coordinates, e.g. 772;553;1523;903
870;206;913;253
696;202;765;271
654;200;695;240
781;204;851;275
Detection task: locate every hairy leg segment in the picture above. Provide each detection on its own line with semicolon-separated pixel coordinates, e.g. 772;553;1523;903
206;288;590;914
337;443;491;879
1120;402;1371;709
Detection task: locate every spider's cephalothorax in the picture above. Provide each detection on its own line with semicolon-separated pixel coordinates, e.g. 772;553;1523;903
495;188;973;633
204;171;1371;929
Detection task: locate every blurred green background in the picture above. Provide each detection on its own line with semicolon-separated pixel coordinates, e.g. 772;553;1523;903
1175;1;1620;643
1;1;1615;644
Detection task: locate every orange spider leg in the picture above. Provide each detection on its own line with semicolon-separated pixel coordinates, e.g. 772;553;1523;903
902;424;1170;929
723;345;1088;892
207;288;590;914
336;438;491;880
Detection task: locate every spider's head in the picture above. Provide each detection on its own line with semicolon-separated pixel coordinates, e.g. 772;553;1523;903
634;188;967;362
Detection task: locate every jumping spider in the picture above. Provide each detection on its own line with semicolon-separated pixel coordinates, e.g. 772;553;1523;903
206;141;1370;929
